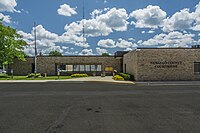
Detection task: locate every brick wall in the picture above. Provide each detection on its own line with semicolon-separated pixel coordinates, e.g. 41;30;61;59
9;56;122;76
123;49;200;81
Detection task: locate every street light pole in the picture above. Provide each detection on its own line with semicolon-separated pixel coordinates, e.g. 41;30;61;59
34;22;37;76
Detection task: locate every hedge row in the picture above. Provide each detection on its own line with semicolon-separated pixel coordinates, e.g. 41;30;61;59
26;73;41;78
117;73;134;81
71;74;88;77
113;75;124;81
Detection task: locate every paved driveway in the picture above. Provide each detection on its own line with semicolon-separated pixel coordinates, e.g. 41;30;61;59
0;82;200;133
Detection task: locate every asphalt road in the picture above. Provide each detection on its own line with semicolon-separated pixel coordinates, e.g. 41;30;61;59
0;82;200;133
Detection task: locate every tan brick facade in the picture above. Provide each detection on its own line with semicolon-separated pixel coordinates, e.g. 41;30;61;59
10;56;122;76
123;48;200;81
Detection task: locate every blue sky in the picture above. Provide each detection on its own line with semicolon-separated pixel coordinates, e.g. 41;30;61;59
0;0;200;55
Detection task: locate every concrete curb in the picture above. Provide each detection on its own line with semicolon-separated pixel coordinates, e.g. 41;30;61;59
0;80;135;84
136;81;200;86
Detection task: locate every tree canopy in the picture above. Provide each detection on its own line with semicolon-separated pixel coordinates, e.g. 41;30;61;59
0;21;27;65
102;53;110;56
49;50;62;56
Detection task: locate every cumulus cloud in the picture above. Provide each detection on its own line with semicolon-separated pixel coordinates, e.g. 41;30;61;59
163;9;195;32
97;39;116;48
116;39;137;48
192;2;200;31
23;40;63;56
0;13;11;23
64;8;129;37
96;47;108;55
142;31;195;47
130;5;167;29
57;3;77;17
79;49;93;55
0;0;18;12
18;24;91;56
33;25;59;41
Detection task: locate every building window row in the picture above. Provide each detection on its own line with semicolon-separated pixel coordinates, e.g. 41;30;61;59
58;64;102;72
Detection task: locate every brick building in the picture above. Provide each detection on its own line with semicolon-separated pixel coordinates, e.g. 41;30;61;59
123;48;200;81
9;47;200;81
9;56;122;76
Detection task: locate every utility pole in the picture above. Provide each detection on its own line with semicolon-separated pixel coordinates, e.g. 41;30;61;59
34;22;37;75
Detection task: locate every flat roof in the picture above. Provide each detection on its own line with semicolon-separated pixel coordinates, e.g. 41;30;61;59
26;55;115;58
137;47;194;49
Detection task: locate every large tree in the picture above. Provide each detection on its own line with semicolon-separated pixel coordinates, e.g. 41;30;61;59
49;50;62;56
0;20;27;65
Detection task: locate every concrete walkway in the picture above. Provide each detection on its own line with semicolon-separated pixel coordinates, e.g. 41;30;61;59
65;76;134;84
0;76;135;84
136;81;200;86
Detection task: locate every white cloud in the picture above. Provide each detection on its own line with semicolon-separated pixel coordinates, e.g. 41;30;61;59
116;39;137;48
90;9;103;18
137;40;143;44
0;0;18;12
98;8;129;31
130;5;167;29
128;38;135;41
147;30;155;34
163;9;195;32
142;31;195;47
57;3;77;17
33;25;59;41
141;31;145;34
17;31;33;40
96;47;108;55
79;49;93;55
192;2;200;31
0;13;11;23
64;8;129;37
24;40;63;56
59;32;89;48
97;39;116;48
62;46;69;50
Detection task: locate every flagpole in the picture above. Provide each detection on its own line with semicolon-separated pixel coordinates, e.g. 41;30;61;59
34;22;37;75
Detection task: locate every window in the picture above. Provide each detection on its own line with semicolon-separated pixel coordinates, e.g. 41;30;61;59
97;65;102;71
91;65;96;71
66;65;73;72
60;65;66;70
74;65;79;71
80;65;85;71
85;65;90;71
194;62;200;74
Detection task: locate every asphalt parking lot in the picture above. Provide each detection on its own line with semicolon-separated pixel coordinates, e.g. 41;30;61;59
0;82;200;133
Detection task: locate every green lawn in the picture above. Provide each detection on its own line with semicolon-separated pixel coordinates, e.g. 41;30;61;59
0;74;72;80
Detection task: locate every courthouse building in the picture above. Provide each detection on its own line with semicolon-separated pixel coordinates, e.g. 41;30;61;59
9;46;200;81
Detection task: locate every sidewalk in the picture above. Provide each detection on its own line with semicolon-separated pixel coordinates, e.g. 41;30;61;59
136;81;200;86
0;76;135;84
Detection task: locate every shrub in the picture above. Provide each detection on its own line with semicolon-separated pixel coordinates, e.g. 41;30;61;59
26;73;41;78
117;73;134;81
113;75;124;81
71;74;88;78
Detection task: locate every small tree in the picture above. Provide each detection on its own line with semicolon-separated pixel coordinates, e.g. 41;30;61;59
49;50;62;56
0;20;27;65
102;53;110;56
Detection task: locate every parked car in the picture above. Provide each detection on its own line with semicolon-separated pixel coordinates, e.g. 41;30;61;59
0;69;7;74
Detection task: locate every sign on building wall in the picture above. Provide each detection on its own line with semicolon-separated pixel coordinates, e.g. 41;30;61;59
150;61;183;68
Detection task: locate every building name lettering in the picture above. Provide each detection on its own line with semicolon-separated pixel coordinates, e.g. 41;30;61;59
150;61;183;68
